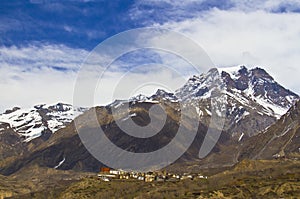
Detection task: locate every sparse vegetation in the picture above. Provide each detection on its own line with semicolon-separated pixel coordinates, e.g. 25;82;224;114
2;159;299;199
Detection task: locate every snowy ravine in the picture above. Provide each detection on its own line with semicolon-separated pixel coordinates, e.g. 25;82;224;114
0;103;87;142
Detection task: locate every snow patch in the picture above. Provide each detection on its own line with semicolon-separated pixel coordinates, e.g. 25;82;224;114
144;100;160;103
238;132;244;142
285;95;294;104
244;111;250;116
195;107;203;117
205;109;211;116
217;66;243;80
122;113;137;121
47;120;64;132
254;97;288;118
22;126;45;142
54;157;66;169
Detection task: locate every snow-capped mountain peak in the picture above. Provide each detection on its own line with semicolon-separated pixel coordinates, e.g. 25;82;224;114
127;89;178;104
0;66;298;142
0;103;87;142
175;68;223;101
150;89;178;102
217;65;248;80
176;65;298;119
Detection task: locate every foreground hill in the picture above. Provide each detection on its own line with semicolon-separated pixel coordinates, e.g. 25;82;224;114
4;159;299;199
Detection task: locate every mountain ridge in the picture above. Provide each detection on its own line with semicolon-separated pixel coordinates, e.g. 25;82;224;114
1;65;298;142
0;65;299;174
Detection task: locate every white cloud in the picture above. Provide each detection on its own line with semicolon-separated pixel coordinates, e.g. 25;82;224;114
63;25;73;32
129;1;300;95
0;44;196;112
230;0;300;12
158;9;300;95
0;44;88;70
130;0;300;16
2;4;300;112
93;66;186;106
0;45;89;112
0;65;77;112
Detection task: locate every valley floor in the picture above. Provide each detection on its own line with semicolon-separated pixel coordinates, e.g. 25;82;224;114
1;159;300;199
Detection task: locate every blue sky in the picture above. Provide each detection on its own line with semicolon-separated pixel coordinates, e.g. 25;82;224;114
0;0;134;49
2;0;299;50
0;0;240;49
1;0;300;110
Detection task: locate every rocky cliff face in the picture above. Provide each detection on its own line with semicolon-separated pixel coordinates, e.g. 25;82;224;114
0;122;26;160
238;100;300;160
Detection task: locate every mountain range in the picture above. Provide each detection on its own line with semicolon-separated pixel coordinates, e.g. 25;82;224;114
0;65;298;175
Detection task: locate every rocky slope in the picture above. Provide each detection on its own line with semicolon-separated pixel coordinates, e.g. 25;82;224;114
238;100;300;160
192;99;300;169
0;122;26;161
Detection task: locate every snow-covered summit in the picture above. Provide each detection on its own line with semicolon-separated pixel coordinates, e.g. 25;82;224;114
116;65;297;120
217;65;248;80
150;89;178;102
128;89;178;104
0;103;87;142
176;65;298;118
221;66;298;117
175;68;224;101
